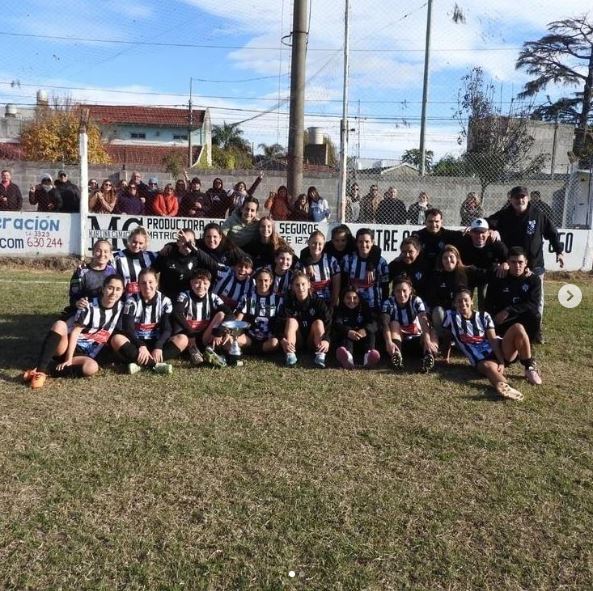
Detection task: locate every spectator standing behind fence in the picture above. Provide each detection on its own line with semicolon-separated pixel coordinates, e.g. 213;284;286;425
153;183;179;217
459;192;483;226
288;193;309;220
375;187;407;224
205;178;231;218
345;182;361;222
179;177;206;217
307;186;330;222
174;179;187;206
264;185;292;220
227;173;263;214
89;179;117;214
407;191;431;225
88;178;99;197
359;184;381;223
54;170;80;213
115;182;144;215
0;169;23;211
530;191;554;221
29;175;62;212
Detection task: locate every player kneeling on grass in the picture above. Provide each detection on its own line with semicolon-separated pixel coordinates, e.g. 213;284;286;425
280;271;332;368
333;286;380;369
442;289;542;402
111;268;185;375
228;267;282;356
382;276;438;373
24;275;126;389
172;268;230;368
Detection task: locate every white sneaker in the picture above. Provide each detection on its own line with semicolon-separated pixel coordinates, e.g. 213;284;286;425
496;382;524;401
152;363;173;375
128;362;142;375
336;346;354;369
524;364;542;385
363;349;381;368
313;352;326;368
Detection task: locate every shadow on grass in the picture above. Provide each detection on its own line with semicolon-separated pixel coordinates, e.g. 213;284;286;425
0;313;56;372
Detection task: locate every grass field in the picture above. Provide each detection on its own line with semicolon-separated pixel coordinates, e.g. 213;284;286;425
1;266;593;590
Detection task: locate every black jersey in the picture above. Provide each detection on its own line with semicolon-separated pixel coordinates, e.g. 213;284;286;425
68;264;117;307
426;266;486;309
235;291;283;341
457;235;508;270
281;293;332;337
485;272;541;319
113;249;157;295
332;299;375;337
413;227;464;268
73;298;124;358
388;256;430;299
122;291;173;347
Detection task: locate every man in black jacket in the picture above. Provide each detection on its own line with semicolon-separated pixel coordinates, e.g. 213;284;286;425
487;185;564;342
54;170;80;213
413;208;464;269
0;169;23;211
485;247;541;341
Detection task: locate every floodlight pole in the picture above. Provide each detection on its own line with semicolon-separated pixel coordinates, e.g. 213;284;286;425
419;0;433;176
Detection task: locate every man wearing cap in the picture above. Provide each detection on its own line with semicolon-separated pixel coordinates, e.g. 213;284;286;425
487;185;564;343
54;170;80;213
0;169;23;211
179;177;207;217
29;175;62;212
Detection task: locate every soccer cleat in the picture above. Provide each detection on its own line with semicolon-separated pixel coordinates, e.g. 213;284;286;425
204;346;227;368
495;381;524;401
152;363;173;375
391;349;403;371
285;352;298;367
336;347;354;369
22;368;37;383
188;345;204;366
30;371;47;390
421;352;435;373
313;352;327;369
128;362;142;375
524;364;542;385
363;349;381;368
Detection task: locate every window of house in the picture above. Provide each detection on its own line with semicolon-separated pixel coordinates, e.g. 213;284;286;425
173;134;188;141
130;132;146;139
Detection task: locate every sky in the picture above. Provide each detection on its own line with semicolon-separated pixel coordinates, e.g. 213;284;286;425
0;0;591;162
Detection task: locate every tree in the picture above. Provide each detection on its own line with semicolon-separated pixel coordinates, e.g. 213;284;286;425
211;145;253;169
456;67;547;199
20;103;110;164
162;151;185;178
212;122;251;152
401;148;434;171
432;154;467;176
258;143;286;161
516;15;593;158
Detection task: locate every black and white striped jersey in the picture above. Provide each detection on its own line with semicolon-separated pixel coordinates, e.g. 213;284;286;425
382;295;426;337
175;290;227;334
123;291;173;341
442;310;495;367
302;253;340;301
73;298;124;358
342;254;390;311
213;267;254;308
235;291;284;341
113;249;157;295
272;270;295;298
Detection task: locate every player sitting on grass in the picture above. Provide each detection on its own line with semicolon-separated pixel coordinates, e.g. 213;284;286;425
24;274;126;389
110;268;185;375
442;289;542;401
381;276;438;373
279;271;332;368
172;268;230;368
333;286;380;370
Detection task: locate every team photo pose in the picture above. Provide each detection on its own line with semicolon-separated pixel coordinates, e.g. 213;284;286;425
243;216;288;269
110;268;184;375
271;246;299;297
24;274;126;389
299;231;341;308
443;289;542;401
172;268;231;367
333;287;380;369
279;272;332;368
113;227;157;295
387;235;430;299
230;267;282;356
382;277;438;372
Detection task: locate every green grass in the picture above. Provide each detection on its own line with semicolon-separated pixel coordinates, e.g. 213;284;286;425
1;267;593;590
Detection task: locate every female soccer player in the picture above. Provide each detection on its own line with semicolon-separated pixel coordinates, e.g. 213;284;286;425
381;276;438;373
243;216;288;269
110;268;184;375
279;271;332;368
113;227;157;296
172;268;231;367
230;267;283;356
333;287;380;369
442;289;542;401
271;246;298;297
24;274;126;389
299;230;341;308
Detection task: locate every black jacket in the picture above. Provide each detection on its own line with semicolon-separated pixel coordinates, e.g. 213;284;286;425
0;182;23;210
55;180;80;213
487;202;562;269
485;272;541;320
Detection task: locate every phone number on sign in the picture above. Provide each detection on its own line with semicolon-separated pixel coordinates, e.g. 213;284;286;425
26;236;64;249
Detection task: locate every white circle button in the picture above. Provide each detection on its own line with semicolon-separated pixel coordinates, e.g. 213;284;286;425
558;284;582;309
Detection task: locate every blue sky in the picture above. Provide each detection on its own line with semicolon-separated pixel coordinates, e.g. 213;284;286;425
0;0;590;160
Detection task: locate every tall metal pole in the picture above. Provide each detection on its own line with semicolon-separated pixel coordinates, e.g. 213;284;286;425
188;77;193;169
337;0;351;223
419;0;433;176
287;0;308;200
78;109;90;259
